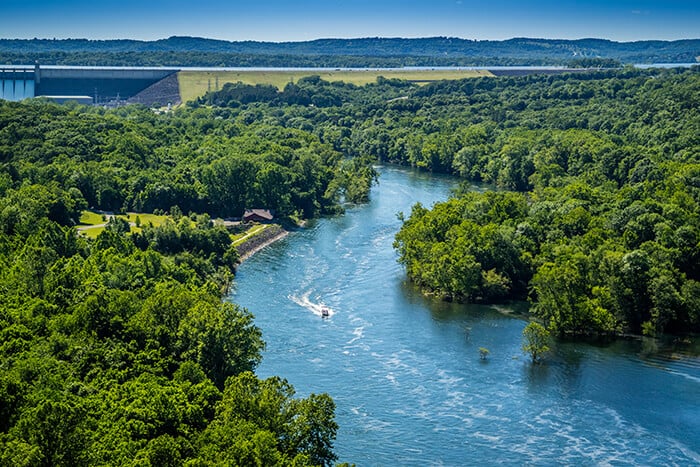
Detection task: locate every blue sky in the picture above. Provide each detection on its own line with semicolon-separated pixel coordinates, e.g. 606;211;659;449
2;0;698;42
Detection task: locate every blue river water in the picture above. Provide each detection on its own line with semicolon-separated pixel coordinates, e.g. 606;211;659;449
230;166;700;465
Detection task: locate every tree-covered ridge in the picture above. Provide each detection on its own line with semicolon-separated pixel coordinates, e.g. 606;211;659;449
393;68;699;337
0;36;698;66
0;52;613;68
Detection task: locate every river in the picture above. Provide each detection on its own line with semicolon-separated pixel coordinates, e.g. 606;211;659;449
230;166;700;465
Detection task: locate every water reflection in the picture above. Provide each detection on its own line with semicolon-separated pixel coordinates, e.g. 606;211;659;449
523;361;551;392
399;278;529;323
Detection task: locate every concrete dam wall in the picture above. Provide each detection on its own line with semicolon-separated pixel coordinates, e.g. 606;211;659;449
0;66;35;101
0;65;180;104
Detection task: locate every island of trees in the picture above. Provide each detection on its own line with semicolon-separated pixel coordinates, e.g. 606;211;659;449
1;63;698;463
392;67;699;338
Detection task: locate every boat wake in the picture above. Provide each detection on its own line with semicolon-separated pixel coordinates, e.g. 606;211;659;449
289;291;336;318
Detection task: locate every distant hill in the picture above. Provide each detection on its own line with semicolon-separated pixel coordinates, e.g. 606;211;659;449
0;36;698;67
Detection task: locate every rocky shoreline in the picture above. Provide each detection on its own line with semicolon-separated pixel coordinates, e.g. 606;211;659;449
235;225;289;262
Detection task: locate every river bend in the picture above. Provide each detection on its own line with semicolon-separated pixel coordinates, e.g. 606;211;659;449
230;167;700;465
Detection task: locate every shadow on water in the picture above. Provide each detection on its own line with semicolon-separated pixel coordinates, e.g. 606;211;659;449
523;361;552;392
399;279;531;329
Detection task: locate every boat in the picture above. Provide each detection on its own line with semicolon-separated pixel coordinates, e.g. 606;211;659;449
321;308;329;318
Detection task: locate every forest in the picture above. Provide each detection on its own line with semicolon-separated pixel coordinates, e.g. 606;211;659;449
389;68;700;338
0;97;381;464
1;65;699;463
0;36;697;66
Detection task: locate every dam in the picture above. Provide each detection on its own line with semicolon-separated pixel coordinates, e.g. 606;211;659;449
0;66;35;101
0;64;180;105
1;64;620;106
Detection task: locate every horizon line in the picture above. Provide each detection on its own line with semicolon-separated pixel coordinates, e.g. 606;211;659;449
2;35;700;44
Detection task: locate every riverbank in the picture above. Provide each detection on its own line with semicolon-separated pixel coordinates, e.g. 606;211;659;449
235;224;289;262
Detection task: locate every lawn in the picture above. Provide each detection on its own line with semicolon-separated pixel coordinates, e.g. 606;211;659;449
77;211;172;238
123;212;170;229
79;210;104;226
78;210;274;246
178;69;493;104
231;224;271;246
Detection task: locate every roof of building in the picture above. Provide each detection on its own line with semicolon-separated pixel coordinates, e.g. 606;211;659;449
243;208;274;221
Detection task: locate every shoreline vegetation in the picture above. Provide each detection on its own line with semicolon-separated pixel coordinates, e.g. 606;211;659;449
392;68;699;339
0;90;362;463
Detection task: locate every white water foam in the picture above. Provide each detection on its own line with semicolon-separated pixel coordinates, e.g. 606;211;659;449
288;290;337;318
668;368;700;384
347;326;364;344
504;401;700;465
473;432;502;443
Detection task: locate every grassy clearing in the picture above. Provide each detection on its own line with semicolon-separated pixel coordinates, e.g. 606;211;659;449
77;210;108;238
79;225;106;239
77;211;172;238
79;211;105;226
178;69;493;103
123;212;169;228
231;224;271;246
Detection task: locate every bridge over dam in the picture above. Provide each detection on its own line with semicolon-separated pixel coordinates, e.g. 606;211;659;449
0;64;180;105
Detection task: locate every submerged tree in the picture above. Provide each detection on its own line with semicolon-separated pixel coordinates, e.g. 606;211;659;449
522;322;551;364
479;347;490;360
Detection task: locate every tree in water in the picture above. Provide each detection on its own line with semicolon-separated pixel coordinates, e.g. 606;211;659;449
479;347;490;360
522;322;551;364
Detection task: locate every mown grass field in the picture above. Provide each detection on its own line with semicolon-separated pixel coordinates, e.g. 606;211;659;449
77;211;172;238
231;224;271;245
178;69;493;103
79;211;104;226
